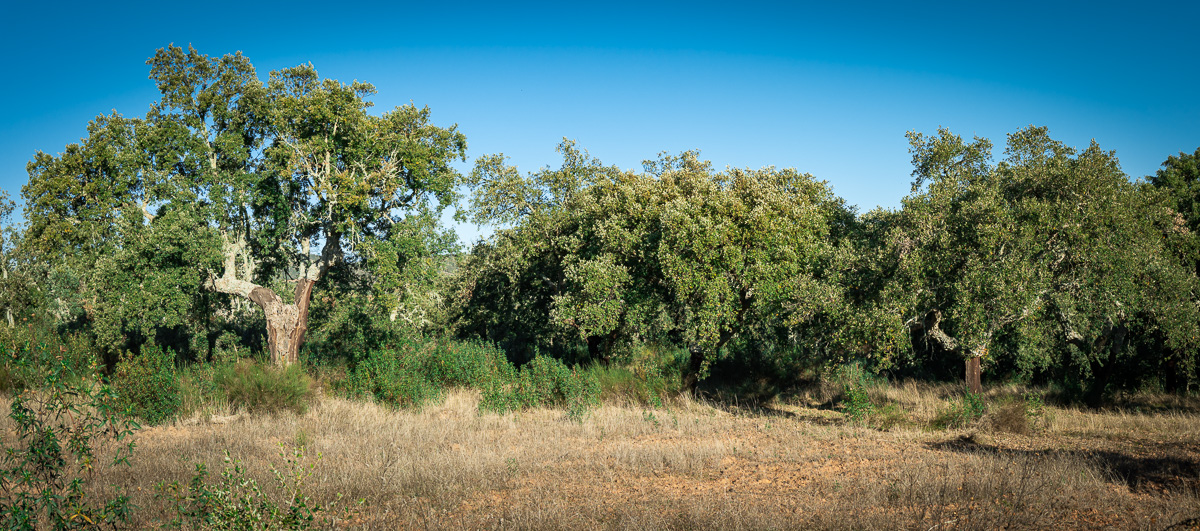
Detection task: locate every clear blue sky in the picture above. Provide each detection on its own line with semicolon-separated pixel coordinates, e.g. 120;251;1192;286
2;1;1197;244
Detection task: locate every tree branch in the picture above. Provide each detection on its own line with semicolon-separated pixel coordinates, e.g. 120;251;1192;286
206;234;260;298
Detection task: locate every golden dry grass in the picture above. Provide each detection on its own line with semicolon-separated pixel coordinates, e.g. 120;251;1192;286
5;382;1199;529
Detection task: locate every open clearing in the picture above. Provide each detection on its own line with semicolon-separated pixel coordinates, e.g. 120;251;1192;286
72;386;1200;529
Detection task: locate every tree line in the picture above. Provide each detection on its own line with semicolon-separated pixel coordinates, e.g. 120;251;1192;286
2;46;1198;405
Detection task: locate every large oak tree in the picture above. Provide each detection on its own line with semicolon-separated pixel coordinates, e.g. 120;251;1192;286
880;127;1199;397
22;45;466;364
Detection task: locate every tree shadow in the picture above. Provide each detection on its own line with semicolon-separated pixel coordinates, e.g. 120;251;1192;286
697;390;798;419
927;434;1200;495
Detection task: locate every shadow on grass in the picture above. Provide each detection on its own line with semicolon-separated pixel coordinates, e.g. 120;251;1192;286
927;434;1200;495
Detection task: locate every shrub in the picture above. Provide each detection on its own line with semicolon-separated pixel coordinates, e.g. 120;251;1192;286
0;321;97;394
212;331;248;365
982;392;1050;435
481;355;600;418
157;444;357;530
111;343;181;425
828;363;876;422
347;337;518;410
932;390;988;429
422;338;515;389
347;338;600;417
346;348;441;409
587;344;683;407
177;363;227;419
217;361;313;416
0;342;137;529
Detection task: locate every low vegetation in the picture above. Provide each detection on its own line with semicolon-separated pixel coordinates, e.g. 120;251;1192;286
1;339;1197;528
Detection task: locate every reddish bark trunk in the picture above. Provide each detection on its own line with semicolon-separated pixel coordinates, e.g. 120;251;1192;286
248;279;317;366
965;356;982;394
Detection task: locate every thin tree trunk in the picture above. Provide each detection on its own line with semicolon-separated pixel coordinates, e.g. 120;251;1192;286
965;356;982;394
681;345;705;395
2;266;10;327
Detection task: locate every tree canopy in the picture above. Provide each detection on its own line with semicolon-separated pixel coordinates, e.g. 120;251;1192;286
20;45;467;364
456;141;851;390
7;45;1200;403
866;127;1200;397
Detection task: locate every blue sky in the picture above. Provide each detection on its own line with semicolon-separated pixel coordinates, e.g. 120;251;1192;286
2;1;1197;244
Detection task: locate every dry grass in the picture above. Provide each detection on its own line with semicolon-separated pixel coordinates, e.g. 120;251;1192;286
4;383;1198;529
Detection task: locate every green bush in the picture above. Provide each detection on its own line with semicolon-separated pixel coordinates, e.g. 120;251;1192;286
830;363;876;422
347;337;518;409
481;355;600;418
111;343;182;425
932;390;988;429
586;344;683;407
422;338;516;389
347;338;599;417
217;360;313;415
157;444;357;530
0;321;97;394
0;342;137;529
212;331;248;365
177;363;227;419
346;348;441;409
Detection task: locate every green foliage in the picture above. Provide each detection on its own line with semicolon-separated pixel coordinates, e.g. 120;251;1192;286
90;207;221;357
0;342;137;529
212;331;249;365
512;355;600;418
345;337;599;417
177;363;226;419
157;445;356;530
216;361;313;416
586;344;685;407
1149;146;1200;235
345;337;513;409
0;190;39;331
0;322;96;394
346;347;442;409
829;363;876;422
932;391;988;430
20;44;469;366
1018;392;1050;433
478;354;600;420
111;343;181;425
457;140;850;391
863;126;1200;399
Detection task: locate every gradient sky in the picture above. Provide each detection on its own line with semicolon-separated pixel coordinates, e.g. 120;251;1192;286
2;1;1197;244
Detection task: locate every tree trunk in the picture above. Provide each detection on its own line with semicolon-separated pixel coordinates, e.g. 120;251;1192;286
586;335;605;365
681;345;705;395
248;279;316;366
965;356;982;394
2;266;10;327
207;234;335;366
1085;323;1127;408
